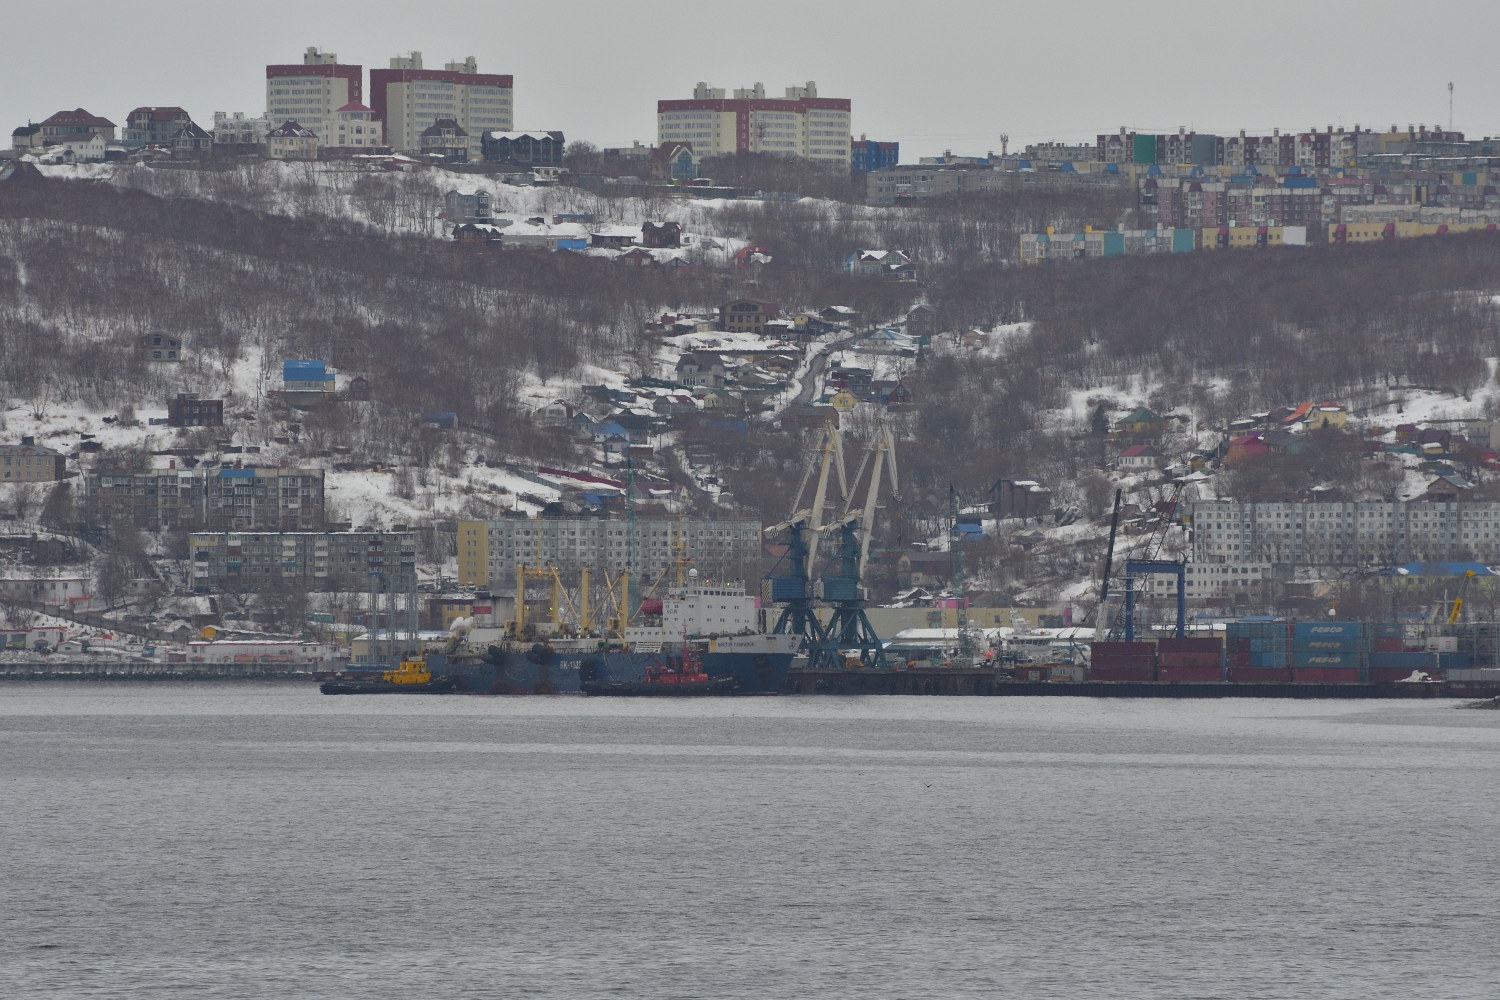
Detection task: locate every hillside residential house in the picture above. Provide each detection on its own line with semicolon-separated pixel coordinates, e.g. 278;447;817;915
0;441;66;482
142;333;182;362
846;249;916;279
898;551;952;589
35;133;106;162
1115;407;1166;437
166;394;224;428
719;299;780;334
324;102;384;154
1225;433;1271;464
990;478;1052;521
282;359;335;402
172;122;214;158
675;353;727;388
1423;474;1475;502
123;107;194;147
589;225;638;249
532;400;574;427
651;142;700;182
641;221;683;248
1117;444;1166;471
37;108;117;144
445;189;494;224
213;112;271;153
905;303;938;342
266;120;318;160
11;123;41;152
420;119;469;162
480;130;564;166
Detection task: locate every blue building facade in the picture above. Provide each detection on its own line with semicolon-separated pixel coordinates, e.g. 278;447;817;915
851;138;899;174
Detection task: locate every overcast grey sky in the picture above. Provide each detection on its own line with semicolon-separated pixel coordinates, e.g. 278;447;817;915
7;0;1495;159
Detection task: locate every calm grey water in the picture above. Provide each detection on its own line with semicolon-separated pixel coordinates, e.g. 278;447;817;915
3;686;1499;999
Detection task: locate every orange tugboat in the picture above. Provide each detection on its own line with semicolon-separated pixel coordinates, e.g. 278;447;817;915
320;655;458;695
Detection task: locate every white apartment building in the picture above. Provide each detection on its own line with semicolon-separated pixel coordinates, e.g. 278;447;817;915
656;81;852;165
1143;500;1500;600
265;47;361;142
458;517;763;589
370;53;513;160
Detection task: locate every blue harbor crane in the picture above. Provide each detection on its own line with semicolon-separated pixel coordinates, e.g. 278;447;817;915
764;421;847;652
805;420;900;669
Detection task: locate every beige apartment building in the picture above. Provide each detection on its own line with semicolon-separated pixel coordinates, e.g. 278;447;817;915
657;81;851;166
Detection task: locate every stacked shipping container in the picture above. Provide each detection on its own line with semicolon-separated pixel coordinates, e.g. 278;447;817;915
1226;621;1291;682
1084;621;1486;685
1290;621;1362;683
1155;637;1223;682
1090;641;1156;682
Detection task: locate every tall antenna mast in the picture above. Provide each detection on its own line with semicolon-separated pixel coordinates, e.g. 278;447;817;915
1449;81;1454;133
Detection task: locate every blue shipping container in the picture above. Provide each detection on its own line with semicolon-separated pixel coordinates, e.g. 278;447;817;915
1249;652;1287;668
1292;638;1363;653
1294;622;1365;638
1291;652;1362;668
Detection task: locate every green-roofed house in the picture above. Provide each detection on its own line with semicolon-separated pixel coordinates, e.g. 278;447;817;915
1114;406;1166;438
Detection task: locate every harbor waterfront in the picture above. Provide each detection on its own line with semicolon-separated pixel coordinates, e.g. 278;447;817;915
3;684;1499;999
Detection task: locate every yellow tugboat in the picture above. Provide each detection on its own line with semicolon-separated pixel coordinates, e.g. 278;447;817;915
320;655;458;695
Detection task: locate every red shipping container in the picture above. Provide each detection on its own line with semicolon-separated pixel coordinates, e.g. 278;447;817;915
1090;663;1156;682
1092;641;1155;656
1157;652;1222;668
1292;667;1361;684
1228;666;1291;683
1156;664;1223;683
1157;638;1223;654
1372;637;1404;652
1091;653;1156;667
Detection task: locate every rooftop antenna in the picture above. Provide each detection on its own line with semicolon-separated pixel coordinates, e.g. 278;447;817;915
999;133;1009;157
1448;81;1454;133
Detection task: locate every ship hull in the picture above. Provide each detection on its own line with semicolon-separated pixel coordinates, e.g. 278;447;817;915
320;676;458;695
441;637;798;696
581;676;740;697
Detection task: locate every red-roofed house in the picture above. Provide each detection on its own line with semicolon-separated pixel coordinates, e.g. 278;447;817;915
1280;401;1315;425
1117;444;1165;471
38;108;116;144
123;107;193;147
1225;433;1270;464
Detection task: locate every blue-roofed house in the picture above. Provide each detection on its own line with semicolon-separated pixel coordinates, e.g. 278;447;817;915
283;359;335;402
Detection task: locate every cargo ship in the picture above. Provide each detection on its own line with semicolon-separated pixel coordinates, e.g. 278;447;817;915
783;618;1500;697
430;573;800;695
